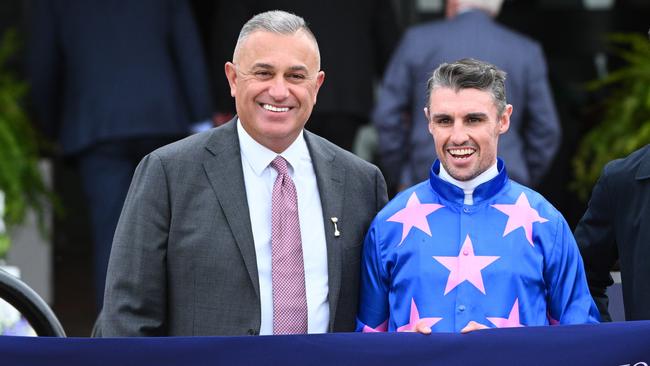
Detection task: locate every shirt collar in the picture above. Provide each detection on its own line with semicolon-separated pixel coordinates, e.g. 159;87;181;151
429;159;509;205
237;118;308;175
439;162;499;192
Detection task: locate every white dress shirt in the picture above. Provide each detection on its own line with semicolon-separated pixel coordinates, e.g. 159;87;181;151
237;120;329;335
438;162;499;205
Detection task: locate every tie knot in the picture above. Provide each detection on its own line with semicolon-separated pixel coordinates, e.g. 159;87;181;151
270;156;290;175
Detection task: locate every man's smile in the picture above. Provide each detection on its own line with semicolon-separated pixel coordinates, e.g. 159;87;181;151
260;103;291;112
447;147;476;159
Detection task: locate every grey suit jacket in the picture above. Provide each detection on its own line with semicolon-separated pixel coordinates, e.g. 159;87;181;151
99;119;388;336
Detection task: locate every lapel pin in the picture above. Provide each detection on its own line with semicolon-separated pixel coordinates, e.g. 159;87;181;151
330;217;340;237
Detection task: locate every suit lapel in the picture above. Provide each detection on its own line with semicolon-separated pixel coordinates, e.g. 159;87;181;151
305;131;345;331
203;120;260;298
635;145;650;180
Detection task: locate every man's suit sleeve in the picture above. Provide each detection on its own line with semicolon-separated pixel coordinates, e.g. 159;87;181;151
373;31;415;188
99;153;170;336
374;165;389;211
522;44;561;185
574;167;617;321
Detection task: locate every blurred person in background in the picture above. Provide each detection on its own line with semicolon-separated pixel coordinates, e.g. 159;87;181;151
575;144;650;321
28;0;214;309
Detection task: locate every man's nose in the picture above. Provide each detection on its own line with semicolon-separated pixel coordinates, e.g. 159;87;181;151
450;121;469;144
268;76;290;100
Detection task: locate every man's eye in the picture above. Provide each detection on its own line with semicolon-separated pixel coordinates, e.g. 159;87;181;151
436;118;451;125
288;73;306;80
255;71;272;78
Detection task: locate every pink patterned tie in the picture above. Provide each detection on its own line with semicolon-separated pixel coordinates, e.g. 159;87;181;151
270;156;308;334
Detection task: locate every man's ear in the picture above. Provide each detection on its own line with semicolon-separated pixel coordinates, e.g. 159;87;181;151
424;107;435;135
312;70;326;104
498;104;513;135
224;62;237;97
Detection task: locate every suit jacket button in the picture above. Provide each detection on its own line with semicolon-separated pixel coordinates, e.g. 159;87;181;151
247;329;256;335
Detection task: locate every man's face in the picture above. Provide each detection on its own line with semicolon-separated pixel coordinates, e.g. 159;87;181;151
225;30;325;153
425;87;511;181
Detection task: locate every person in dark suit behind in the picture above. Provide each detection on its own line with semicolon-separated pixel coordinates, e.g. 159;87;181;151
574;145;650;321
97;10;388;336
27;0;214;308
374;0;561;191
209;0;400;151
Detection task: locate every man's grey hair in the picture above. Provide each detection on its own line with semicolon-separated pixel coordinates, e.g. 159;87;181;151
457;0;504;16
426;58;507;115
233;10;319;63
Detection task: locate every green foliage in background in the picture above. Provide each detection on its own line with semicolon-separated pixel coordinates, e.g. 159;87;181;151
572;32;650;201
0;235;9;259
0;29;53;258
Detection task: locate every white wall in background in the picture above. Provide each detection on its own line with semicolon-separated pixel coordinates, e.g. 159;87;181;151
6;160;53;303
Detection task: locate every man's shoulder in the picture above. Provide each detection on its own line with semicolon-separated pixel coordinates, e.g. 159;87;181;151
491;23;538;47
503;179;548;202
152;124;235;162
502;180;563;221
152;132;208;157
603;144;650;182
305;130;380;173
403;18;457;42
375;181;431;220
400;16;540;61
407;20;446;36
392;20;448;55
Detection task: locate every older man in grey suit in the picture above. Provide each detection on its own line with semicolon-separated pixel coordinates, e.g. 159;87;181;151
98;10;388;336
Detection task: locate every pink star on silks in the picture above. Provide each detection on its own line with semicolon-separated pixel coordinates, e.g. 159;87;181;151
433;235;500;295
492;192;549;247
397;298;443;332
362;319;388;333
387;192;444;246
487;298;524;328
